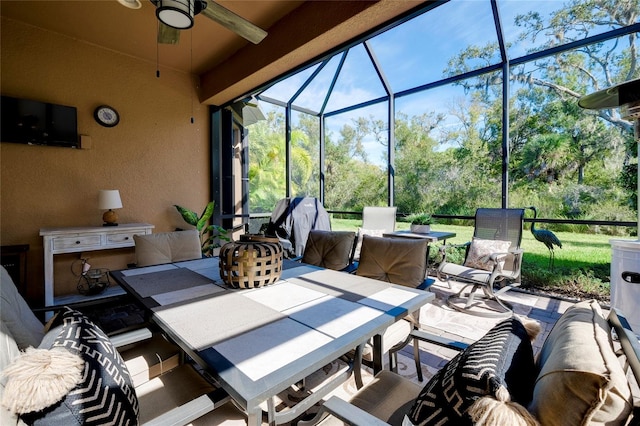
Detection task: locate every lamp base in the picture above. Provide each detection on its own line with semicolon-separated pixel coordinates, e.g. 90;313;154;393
102;209;119;226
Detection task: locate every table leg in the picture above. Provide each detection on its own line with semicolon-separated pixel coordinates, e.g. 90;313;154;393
247;406;263;426
372;334;383;374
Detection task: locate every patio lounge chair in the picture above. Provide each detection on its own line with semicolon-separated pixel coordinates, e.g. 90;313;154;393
437;208;525;317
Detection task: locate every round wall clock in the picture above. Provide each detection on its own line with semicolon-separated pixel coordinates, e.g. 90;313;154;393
94;105;120;127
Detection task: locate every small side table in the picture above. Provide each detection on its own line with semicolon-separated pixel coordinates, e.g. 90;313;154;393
40;223;154;317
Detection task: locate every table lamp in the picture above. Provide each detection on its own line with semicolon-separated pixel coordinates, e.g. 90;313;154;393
98;190;123;226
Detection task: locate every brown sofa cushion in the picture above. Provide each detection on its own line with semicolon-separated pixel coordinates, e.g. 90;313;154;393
356;235;428;288
529;300;633;425
301;230;356;270
134;230;202;267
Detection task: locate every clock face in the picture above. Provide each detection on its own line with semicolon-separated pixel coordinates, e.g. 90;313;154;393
94;105;119;127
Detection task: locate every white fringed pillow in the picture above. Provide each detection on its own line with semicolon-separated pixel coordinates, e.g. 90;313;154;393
1;347;84;414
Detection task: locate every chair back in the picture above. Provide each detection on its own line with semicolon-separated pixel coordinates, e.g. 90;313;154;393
356;235;428;288
134;230;202;267
301;230;356;271
362;206;397;232
471;208;524;271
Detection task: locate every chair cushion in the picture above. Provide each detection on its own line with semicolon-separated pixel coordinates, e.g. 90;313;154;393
463;237;511;271
353;228;386;260
529;300;632;425
407;317;537;425
134;230;202;267
17;308;139;425
0;267;44;350
301;230;356;270
319;370;421;426
356;236;428;288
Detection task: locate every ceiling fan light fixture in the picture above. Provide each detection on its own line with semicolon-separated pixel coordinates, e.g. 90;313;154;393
156;0;195;29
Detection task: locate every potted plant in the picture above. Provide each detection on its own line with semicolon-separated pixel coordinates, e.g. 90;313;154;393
174;201;230;257
408;213;434;234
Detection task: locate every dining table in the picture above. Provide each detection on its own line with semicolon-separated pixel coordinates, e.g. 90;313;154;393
110;256;434;425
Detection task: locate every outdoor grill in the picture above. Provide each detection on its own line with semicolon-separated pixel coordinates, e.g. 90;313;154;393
579;79;640;333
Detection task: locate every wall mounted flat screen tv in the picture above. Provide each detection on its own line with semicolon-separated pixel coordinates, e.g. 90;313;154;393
1;95;79;148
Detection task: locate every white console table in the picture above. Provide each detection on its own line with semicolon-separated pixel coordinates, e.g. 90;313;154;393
40;223;154;311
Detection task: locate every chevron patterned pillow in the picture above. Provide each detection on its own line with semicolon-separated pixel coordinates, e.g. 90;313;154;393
406;318;538;426
21;308;139;425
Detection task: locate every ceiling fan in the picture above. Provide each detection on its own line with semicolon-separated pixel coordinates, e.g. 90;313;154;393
121;0;268;45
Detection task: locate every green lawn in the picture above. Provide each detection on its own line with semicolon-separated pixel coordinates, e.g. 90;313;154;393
331;217;621;300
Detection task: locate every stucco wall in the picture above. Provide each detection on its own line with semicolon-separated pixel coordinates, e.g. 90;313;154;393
1;18;210;304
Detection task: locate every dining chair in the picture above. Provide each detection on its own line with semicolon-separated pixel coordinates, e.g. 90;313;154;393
133;229;202;267
437;208;525;318
300;230;357;272
354;207;398;261
355;235;431;381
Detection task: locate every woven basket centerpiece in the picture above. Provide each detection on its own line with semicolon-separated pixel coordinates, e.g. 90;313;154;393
219;234;283;289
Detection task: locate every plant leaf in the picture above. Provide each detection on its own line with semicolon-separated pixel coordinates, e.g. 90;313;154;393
175;205;199;226
196;202;215;231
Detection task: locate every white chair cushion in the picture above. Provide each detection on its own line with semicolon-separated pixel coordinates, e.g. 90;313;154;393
0;267;44;349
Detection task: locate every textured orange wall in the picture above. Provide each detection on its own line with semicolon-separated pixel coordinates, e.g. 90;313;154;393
1;18;210;303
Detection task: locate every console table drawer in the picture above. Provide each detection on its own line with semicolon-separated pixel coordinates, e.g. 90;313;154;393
106;232;139;245
52;235;102;250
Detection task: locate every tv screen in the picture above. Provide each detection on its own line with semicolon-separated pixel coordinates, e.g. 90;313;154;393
1;95;79;148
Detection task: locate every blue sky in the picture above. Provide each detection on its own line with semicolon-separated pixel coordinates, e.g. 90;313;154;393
256;0;628;166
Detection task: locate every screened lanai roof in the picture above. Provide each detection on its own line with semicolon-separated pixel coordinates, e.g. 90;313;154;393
255;0;638;116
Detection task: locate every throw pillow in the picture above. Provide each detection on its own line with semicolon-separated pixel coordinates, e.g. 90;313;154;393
353;228;386;260
18;308;139;425
407;317;540;426
463;238;511;271
1;347;84;414
529;300;632;426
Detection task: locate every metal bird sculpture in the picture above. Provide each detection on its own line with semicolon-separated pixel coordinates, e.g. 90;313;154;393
527;206;562;270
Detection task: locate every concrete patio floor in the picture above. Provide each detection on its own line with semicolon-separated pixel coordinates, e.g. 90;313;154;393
382;276;588;384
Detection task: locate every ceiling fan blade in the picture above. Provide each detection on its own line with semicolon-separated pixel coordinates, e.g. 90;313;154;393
157;22;180;44
200;1;267;44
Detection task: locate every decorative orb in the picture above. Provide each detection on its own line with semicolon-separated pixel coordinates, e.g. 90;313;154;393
219;234;283;288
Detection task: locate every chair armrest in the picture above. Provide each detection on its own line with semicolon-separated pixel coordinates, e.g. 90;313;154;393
142;388;230;426
311;396;390;426
410;329;469;351
110;327;153;348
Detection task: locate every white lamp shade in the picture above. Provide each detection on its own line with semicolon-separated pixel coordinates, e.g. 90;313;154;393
156;0;194;29
98;190;123;210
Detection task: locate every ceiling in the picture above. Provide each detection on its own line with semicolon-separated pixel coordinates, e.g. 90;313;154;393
0;0;428;106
